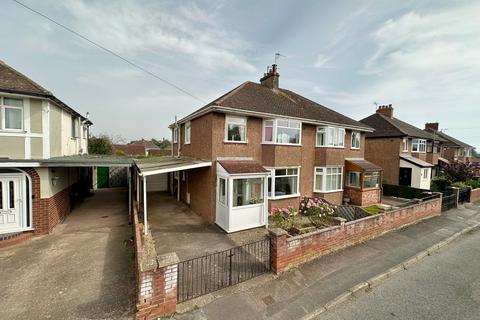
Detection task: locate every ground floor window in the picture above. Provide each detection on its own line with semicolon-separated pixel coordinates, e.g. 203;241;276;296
218;178;227;205
363;172;380;188
346;171;361;188
267;167;299;198
314;167;343;192
232;178;264;207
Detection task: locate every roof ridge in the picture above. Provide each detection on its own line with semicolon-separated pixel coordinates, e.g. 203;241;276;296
215;81;251;105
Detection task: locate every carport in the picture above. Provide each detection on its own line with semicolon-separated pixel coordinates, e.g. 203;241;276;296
133;156;212;235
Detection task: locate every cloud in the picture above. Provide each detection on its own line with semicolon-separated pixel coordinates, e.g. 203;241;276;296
313;54;334;68
60;0;255;73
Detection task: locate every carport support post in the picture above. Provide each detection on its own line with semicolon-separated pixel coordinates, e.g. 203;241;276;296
177;170;180;201
143;176;148;235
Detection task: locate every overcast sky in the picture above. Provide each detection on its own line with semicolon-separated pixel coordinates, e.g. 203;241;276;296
1;0;479;148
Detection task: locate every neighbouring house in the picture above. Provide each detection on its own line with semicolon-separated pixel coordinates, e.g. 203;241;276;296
360;105;446;190
424;122;475;164
163;64;381;233
0;60;131;246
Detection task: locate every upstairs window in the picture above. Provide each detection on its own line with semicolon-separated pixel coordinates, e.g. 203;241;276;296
225;115;247;142
316;127;345;147
1;97;23;130
263;119;301;145
402;137;408;151
351;131;360;149
71;115;79;138
412;139;426;153
185;122;191;144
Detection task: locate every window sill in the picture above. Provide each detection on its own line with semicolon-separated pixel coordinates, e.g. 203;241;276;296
224;140;248;144
184;142;190;145
350;147;361;150
269;194;300;200
411;151;427;154
313;189;343;194
262;143;302;147
232;202;265;209
315;146;345;149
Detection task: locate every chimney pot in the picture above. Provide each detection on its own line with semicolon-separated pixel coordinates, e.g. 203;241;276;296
425;122;439;131
260;64;280;89
376;104;394;118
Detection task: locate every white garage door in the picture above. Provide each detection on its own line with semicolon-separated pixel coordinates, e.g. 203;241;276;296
146;173;168;192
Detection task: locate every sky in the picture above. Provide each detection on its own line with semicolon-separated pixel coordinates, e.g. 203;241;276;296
1;0;479;148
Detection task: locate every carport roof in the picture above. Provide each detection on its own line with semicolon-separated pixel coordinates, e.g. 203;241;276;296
0;155;133;167
135;156;212;176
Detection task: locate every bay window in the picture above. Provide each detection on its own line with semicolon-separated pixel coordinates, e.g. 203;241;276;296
225;115;247;142
412;139;426;153
316;126;345;147
363;172;380;188
314;167;343;192
346;171;361;188
351;131;360;149
267;167;299;198
1;97;23;130
232;178;264;207
263;119;301;145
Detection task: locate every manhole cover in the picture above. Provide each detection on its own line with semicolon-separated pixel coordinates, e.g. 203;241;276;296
262;295;275;305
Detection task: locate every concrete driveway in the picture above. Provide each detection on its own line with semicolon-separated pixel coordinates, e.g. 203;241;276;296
0;188;135;320
148;192;237;261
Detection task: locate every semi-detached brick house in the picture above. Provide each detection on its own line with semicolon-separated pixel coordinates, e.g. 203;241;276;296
360;105;448;190
0;60;131;247
169;64;382;233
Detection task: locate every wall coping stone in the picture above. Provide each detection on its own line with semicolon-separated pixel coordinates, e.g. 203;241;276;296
269;228;288;237
157;252;179;269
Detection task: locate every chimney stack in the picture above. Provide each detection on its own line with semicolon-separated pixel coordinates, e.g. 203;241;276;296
425;122;439;132
260;64;279;90
376;104;394;118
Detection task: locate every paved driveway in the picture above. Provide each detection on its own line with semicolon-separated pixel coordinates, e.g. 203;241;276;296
0;188;135;320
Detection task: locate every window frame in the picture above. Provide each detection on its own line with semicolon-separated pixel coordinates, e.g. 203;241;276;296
351;131;360;150
266;166;300;199
232;177;265;207
262;118;302;146
314;166;344;193
316;126;345;148
225;115;247;143
346;171;361;188
402;137;409;152
71;115;79;139
411;138;427;153
173;127;178;143
218;177;227;206
363;171;380;189
421;168;429;180
1;97;24;132
185;122;191;144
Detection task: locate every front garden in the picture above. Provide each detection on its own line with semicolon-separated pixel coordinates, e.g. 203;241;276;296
269;196;378;236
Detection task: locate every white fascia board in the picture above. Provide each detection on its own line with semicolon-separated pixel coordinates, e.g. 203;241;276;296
139;161;212;177
0;162;41;167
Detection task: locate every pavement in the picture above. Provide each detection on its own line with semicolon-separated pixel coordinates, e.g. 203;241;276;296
0;188;136;320
317;223;480;320
174;203;480;320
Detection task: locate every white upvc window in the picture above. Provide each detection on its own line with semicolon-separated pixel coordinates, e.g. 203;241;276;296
422;168;429;180
346;171;361;188
316;126;345;148
402;137;408;152
267;167;300;199
173;127;178;143
412;138;426;153
1;97;24;131
351;131;360;149
225;115;247;142
262;119;301;145
218;178;227;205
185;122;191;144
363;172;380;188
71;115;79;138
314;166;343;192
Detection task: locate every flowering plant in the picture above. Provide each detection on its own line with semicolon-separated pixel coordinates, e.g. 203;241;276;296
270;206;297;218
299;196;336;217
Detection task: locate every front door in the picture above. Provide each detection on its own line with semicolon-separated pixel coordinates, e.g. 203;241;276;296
0;176;23;233
399;168;412;186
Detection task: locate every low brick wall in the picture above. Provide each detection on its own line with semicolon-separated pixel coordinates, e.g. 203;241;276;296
270;197;442;273
470;188;480;203
133;201;178;319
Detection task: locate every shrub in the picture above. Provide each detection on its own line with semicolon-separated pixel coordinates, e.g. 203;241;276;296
299;196;336;217
465;179;480;189
431;175;453;191
452;181;468;189
441;160;475;182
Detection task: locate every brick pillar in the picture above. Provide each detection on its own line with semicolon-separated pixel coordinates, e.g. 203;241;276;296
269;228;288;274
136;252;179;320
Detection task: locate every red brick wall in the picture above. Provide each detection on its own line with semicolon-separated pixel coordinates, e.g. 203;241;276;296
270;197;441;273
470;188;480;203
343;187;381;206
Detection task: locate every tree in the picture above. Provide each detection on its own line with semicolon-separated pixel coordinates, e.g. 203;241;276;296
88;134;113;155
152;138;171;150
441;160;475;182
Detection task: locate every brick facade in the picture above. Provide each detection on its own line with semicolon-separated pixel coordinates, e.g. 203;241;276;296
269;197;441;273
470;188;480;203
343;187;381;206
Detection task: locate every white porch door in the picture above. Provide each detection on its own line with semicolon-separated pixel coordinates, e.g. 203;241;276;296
0;175;23;233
